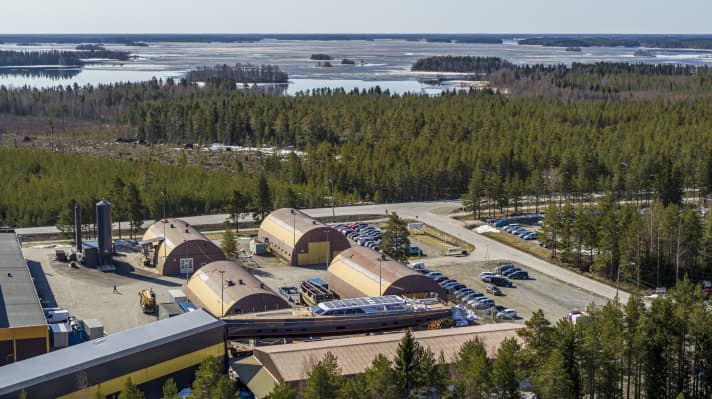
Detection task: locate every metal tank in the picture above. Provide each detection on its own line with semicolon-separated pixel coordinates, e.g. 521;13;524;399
96;199;113;263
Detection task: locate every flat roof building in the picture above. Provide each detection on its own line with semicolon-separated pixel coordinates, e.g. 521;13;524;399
141;218;226;275
0;229;48;366
325;246;447;300
0;309;225;399
186;260;290;317
257;208;350;266
234;323;523;398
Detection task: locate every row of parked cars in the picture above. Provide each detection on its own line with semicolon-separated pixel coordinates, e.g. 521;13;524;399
334;222;382;250
491;219;538;240
416;267;518;320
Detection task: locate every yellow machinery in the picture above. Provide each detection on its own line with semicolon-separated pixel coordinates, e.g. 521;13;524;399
139;288;156;314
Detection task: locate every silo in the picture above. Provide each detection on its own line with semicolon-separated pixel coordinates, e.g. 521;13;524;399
96;199;113;263
74;203;82;252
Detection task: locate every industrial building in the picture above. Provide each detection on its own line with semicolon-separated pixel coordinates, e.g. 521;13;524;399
0;309;225;399
186;260;290;317
233;323;523;398
140;218;226;275
0;229;48;366
325;246;447;299
257;208;350;266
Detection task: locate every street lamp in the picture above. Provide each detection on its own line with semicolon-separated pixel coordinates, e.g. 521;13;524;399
377;256;383;296
161;191;167;261
290;209;296;266
219;269;225;317
329;179;335;218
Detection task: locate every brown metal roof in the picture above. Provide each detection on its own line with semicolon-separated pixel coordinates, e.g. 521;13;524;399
186;260;289;317
142;218;210;254
326;247;446;299
253;323;523;384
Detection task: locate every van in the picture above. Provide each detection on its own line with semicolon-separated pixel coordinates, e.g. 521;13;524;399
45;309;70;323
446;247;465;256
409;261;426;271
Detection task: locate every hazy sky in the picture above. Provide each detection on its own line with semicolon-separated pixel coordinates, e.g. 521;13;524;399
3;0;710;34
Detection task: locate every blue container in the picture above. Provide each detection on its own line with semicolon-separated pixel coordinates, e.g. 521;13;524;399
68;326;85;345
179;301;197;313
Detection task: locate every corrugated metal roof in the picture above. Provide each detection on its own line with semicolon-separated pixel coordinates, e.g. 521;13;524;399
142;218;210;254
0;231;46;328
258;208;326;251
233;355;279;398
326;247;446;298
186;260;289;317
254;323;523;384
0;309;224;395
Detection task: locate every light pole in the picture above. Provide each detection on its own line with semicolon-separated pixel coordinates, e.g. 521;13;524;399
377;256;383;296
184;239;188;282
329;179;335;218
290;209;296;266
161;191;167;261
219;269;225;317
325;229;330;267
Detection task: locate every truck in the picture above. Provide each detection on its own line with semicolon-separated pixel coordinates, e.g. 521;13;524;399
139;288;157;314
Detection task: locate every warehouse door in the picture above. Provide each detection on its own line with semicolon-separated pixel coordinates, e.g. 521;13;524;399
300;241;329;265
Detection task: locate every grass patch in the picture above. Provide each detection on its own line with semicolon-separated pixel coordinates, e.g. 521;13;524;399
483;232;552;260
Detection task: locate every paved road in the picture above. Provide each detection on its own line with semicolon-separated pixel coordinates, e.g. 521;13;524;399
17;200;628;303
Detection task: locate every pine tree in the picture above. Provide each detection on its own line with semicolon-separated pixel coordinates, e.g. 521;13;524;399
255;174;272;221
160;378;179;399
221;224;237;259
393;329;421;398
491;338;521;399
118;377;145;399
303;351;343;399
363;354;398;399
191;357;223;399
337;375;369;399
228;190;249;232
380;212;410;261
452;338;491;398
266;382;298;399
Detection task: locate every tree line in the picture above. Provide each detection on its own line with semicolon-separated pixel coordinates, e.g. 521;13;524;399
0;49;130;66
268;280;712;399
518;36;712;50
411;56;513;74
185;64;288;84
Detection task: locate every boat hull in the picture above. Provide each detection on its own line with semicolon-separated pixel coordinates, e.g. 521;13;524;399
225;308;451;338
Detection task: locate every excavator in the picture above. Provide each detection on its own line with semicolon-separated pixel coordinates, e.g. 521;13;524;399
139;288;156;314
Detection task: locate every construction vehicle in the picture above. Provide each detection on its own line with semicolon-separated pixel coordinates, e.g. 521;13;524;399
139;288;156;314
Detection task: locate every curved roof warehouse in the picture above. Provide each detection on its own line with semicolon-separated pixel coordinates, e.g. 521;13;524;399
257;208;350;266
141;218;226;275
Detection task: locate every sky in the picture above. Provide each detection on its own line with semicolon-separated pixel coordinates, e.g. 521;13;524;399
2;0;711;35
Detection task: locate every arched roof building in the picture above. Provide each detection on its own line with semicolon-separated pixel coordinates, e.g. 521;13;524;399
325;247;447;300
257;208;350;266
141;218;226;275
186;260;290;317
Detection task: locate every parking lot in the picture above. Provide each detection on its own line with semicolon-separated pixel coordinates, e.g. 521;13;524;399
422;256;609;321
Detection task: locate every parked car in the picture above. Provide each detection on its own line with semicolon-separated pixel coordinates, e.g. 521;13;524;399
477;298;496;307
455;289;476;300
426;272;443;278
486;284;503;295
462;292;484;301
445;284;466;294
432;275;450;283
493;219;509;227
495;264;515;274
523;232;538;240
504;224;520;233
497;309;519;320
502;268;522;277
490;276;513;287
509;270;529;280
440;280;460;288
437;278;455;286
480;272;494;282
468;299;492;309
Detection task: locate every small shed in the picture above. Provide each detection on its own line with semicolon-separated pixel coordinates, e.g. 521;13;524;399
140;218;226;275
186;260;289;317
325;246;446;300
257;208;350;266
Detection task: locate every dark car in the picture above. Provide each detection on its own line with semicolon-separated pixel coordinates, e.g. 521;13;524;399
509;270;529;280
491;276;513;287
486;284;503;296
503;268;523;277
495;264;515;274
433;275;450;283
